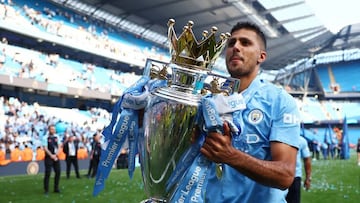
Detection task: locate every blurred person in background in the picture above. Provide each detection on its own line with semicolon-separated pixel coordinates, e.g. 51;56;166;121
63;135;80;179
117;147;128;169
357;138;360;166
57;143;66;161
36;146;45;161
329;130;339;159
10;145;22;162
320;142;329;160
311;136;321;160
43;124;61;194
88;132;101;178
86;133;96;178
77;143;88;160
286;136;312;203
0;145;5;161
0;145;10;166
22;144;33;161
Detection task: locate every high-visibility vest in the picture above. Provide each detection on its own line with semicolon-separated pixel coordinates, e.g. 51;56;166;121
57;146;66;160
22;148;33;161
36;148;45;161
10;148;23;162
77;147;88;159
0;150;10;165
0;150;5;161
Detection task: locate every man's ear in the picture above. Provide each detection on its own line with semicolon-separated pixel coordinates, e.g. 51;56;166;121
257;51;266;63
257;51;267;64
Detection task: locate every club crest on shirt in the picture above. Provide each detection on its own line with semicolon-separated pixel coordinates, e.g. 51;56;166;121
248;109;263;124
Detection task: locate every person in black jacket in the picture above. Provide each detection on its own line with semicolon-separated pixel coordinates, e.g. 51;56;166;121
86;134;95;178
63;135;80;179
90;133;102;178
43;124;61;194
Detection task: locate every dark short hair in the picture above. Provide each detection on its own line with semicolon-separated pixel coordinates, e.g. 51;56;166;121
230;22;267;50
48;124;55;130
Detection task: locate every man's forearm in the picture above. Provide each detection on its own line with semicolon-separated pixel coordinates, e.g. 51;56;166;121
44;147;57;159
304;157;312;179
44;147;52;156
225;148;295;190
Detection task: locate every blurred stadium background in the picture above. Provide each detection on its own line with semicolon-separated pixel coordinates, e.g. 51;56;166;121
0;0;360;177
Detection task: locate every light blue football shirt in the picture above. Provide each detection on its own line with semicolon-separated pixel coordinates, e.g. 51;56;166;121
205;77;300;203
295;136;311;178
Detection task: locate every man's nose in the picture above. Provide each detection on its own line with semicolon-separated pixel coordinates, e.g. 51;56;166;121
232;41;241;52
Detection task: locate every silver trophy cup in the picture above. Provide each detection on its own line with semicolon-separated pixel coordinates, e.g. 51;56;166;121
138;20;237;202
140;62;204;202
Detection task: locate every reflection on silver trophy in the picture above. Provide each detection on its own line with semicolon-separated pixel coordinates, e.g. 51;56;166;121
139;19;240;202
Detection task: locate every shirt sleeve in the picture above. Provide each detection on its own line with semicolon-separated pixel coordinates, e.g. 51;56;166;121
269;90;301;149
300;136;311;158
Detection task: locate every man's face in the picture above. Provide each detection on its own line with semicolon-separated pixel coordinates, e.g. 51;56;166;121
94;134;100;142
49;126;56;135
225;29;266;78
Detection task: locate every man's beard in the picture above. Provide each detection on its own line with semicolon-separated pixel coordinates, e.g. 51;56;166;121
227;67;251;78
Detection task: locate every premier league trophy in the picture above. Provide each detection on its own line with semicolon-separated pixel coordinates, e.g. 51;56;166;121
139;19;238;202
93;18;240;203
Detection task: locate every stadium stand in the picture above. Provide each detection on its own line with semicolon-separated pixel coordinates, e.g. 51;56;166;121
316;60;360;93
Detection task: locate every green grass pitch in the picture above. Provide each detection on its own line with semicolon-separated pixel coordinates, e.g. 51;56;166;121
0;151;359;203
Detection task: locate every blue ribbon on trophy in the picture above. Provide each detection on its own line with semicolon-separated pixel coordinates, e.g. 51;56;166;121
168;153;210;203
167;91;246;203
167;96;226;203
93;76;167;196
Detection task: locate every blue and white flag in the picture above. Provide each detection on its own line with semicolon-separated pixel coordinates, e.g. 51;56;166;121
340;116;350;160
324;123;332;144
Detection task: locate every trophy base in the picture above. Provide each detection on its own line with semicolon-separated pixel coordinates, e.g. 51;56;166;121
140;199;166;203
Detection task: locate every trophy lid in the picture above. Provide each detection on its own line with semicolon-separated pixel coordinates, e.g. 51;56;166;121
167;19;230;70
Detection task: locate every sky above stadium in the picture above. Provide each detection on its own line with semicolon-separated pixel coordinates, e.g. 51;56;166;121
305;0;360;33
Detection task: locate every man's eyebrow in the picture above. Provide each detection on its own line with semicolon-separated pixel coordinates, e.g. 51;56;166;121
228;36;251;41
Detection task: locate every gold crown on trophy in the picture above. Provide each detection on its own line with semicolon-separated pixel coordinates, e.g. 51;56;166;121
167;19;230;69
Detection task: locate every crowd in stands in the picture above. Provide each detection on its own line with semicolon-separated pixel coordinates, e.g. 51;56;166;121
0;0;169;64
295;97;360;122
0;35;141;96
0;96;110;165
0;0;170;95
277;48;360;93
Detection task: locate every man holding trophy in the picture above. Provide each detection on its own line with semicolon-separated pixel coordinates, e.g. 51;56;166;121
93;19;300;203
198;22;300;202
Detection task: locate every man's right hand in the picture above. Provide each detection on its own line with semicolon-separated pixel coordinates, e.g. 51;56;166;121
51;154;58;161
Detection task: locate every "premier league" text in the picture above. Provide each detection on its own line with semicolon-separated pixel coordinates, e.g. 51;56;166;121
102;115;130;168
176;166;206;203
